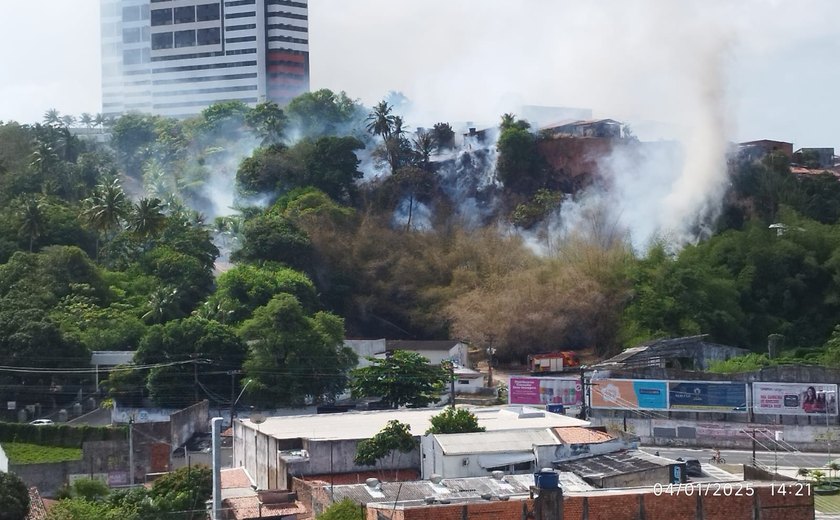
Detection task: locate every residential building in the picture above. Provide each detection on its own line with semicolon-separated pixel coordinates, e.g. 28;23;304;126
453;366;485;394
592;334;749;372
738;139;793;161
385;340;469;366
101;0;309;118
232;406;588;490
540;118;623;138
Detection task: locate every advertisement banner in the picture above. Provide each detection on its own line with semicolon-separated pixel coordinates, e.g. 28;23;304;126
508;376;582;406
752;382;838;416
590;379;668;410
668;381;748;412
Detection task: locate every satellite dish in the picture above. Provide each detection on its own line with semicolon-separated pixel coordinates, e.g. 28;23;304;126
250;413;266;425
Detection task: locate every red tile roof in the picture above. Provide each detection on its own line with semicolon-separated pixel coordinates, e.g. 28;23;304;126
553;427;614;444
221;467;254;490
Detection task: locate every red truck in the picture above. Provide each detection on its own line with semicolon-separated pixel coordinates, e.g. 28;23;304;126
528;351;580;374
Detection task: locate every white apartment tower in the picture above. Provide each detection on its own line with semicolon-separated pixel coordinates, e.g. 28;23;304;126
101;0;309;118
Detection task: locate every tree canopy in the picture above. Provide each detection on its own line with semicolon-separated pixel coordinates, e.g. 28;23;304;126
350;351;447;409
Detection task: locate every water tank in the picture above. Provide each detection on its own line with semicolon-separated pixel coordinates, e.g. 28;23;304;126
534;469;559;489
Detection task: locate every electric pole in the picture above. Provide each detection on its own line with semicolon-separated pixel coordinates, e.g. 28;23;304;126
228;370;242;427
128;417;134;487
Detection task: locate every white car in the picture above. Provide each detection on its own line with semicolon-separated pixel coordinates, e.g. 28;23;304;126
29;419;54;426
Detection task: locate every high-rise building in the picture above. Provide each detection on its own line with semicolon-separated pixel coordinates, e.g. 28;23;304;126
101;0;309;118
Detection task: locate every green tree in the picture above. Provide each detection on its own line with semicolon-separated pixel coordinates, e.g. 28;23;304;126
17;196;45;252
46;498;113;520
79;113;94;129
366;101;395;140
81;179;129;255
426;407;485;434
206;263;317;323
110;114;158;178
70;478;109;501
245;101;287;145
232;214;312;270
129;198;167;239
354;420;417;468
148;465;212;520
495;121;544;193
317;498;364;520
136;317;246;408
286;89;361;138
0;471;30;520
350;350;447;409
240;293;356;407
431;122;455;151
43;108;62;127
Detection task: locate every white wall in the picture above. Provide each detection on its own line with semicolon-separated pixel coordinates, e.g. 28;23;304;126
0;443;8;472
344;339;387;369
455;377;485;394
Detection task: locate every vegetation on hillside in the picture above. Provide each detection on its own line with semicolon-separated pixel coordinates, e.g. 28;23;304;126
0;92;839;413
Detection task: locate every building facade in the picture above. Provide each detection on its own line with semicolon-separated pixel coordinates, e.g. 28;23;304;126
101;0;309;118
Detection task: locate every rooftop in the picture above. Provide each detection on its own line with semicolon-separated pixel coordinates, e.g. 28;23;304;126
552;427;614;445
593;335;749;370
386;340;464;352
554;450;670;477
326;472;593;506
240;406;589;441
222;496;306;520
434;428;559;455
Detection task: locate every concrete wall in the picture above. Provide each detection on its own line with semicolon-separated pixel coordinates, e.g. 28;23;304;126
0;443;7;472
596;465;671;488
345;339;387;368
170;400;209;452
592;416;839;451
454;377;484;394
534;438;632;466
10;460;86;497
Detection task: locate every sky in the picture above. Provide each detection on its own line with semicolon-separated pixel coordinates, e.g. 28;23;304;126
0;0;838;148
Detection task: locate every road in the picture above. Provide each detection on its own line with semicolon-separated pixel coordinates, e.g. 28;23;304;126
642;446;836;470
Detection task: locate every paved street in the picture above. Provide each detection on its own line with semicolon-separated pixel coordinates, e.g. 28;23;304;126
642;446;837;471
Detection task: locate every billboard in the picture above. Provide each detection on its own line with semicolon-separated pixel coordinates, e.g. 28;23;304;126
668;381;748;413
752;382;838;416
508;376;582;406
590;379;668;410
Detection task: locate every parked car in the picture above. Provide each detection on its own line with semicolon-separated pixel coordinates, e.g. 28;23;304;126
29;419;54;426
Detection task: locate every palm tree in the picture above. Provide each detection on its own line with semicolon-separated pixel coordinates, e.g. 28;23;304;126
60;115;76;128
43;108;61;127
142;286;180;324
129;197;167;238
17;196;45;252
500;113;517;130
79;113;94;129
828;462;840;483
81;178;129;256
366;101;395;139
94;113;105;129
412;129;435;170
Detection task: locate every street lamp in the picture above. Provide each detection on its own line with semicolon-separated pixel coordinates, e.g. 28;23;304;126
230;379;253;468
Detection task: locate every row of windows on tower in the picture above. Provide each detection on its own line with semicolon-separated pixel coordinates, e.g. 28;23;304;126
152;4;221;26
152;28;222;50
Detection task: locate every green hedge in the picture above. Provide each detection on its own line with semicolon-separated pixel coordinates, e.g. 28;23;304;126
0;422;127;448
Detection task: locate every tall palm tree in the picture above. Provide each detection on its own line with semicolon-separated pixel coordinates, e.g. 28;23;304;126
129;197;167;238
366;101;395;139
17;196;45;252
81;178;129;256
60;115;76;128
43;108;61;127
94;113;105;129
79;113;94;129
500;113;517;130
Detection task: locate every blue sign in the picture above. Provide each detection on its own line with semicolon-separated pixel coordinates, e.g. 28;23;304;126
668;382;747;412
633;380;668;409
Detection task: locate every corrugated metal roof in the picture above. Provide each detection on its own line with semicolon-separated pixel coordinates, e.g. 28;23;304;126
435;428;559;455
326;472;593;505
554;450;669;477
240;406;589;441
386;340;463;352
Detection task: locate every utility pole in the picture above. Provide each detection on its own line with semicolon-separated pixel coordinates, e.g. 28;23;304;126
228;370;242;427
486;346;496;387
193;356;199;403
128;417;134;487
742;428;758;466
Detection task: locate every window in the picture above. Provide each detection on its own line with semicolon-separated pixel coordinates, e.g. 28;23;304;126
123;28;141;44
512;461;533;472
151;8;173;26
174;30;196;48
174;6;195;24
123;49;142;65
197;3;221;21
197;27;221;45
152;32;173;50
457;379;470;385
122;6;141;22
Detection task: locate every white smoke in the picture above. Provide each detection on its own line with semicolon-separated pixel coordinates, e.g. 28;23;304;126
309;0;836;249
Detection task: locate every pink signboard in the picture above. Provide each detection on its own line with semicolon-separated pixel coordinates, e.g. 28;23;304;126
509;376;582;406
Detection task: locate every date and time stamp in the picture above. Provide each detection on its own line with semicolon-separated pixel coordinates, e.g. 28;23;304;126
652;482;812;497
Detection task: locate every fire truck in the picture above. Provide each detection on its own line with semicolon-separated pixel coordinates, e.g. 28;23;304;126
527;351;580;374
